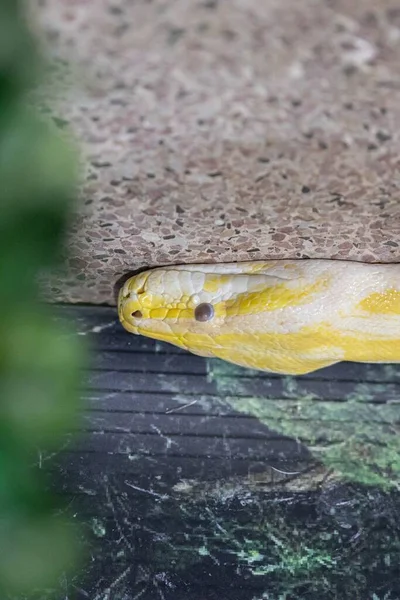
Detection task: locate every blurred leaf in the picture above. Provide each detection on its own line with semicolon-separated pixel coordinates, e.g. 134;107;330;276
0;516;79;594
0;106;77;212
0;447;46;515
0;0;85;596
0;1;40;101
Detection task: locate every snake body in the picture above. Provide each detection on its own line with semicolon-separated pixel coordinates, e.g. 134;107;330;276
118;260;400;375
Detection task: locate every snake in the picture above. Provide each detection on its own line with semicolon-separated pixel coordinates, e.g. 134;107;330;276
118;260;400;375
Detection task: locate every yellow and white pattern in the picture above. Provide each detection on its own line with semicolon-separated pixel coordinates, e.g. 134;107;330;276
118;260;400;375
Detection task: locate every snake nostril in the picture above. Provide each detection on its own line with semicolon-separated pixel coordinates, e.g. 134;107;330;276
131;310;143;319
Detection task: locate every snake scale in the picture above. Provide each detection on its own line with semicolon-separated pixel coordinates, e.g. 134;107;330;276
118;260;400;375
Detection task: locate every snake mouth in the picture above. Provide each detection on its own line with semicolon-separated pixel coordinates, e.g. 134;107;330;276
118;285;138;333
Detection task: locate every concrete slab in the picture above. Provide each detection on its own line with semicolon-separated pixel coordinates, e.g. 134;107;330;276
35;0;400;304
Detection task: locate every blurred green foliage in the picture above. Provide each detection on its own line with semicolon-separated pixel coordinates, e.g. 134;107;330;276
0;0;84;596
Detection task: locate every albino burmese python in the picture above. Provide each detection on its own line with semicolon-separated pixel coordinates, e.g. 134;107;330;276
118;260;400;375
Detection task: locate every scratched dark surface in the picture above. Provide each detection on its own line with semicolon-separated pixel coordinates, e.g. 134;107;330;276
47;305;400;600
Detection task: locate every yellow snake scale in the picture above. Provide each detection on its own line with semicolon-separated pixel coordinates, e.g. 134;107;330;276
118;260;400;375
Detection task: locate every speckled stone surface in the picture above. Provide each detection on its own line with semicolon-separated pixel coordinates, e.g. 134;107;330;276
34;0;400;305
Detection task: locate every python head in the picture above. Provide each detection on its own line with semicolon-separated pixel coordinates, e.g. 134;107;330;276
118;264;242;357
117;260;338;374
117;261;297;359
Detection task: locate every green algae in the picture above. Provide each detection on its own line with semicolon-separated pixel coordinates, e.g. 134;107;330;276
91;517;106;538
207;359;400;489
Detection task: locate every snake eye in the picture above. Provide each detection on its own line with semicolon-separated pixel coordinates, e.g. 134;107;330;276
131;310;143;319
194;303;214;322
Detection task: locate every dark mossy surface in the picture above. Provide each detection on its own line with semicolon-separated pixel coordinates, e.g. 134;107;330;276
45;306;400;600
59;474;400;600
